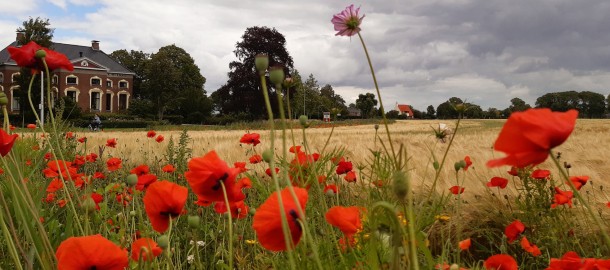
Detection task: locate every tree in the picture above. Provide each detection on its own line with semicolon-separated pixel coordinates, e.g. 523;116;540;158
355;93;377;118
607;93;610;114
212;26;294;119
319;84;348;117
577;91;606;118
507;97;531;114
386;110;400;119
15;17;54;124
485;107;502;119
436;97;463;119
142;45;209;121
109;50;150;98
426;105;436;119
535;90;606;118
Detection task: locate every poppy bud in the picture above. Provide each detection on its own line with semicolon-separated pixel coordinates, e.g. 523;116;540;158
81;197;96;212
454;103;466;113
126;174;138;186
249;207;256;215
0;92;8;106
255;54;269;76
374;124;379;130
454;160;466;171
392;171;409;201
433;161;440;171
299;115;308;127
157;235;169;249
188;215;200;229
35;49;46;59
450;264;460;270
269;66;285;86
129;210;136;216
262;149;273;163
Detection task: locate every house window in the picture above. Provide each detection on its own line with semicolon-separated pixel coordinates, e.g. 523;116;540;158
106;80;112;88
91;92;101;111
118;80;128;88
91;77;101;86
0;73;3;83
67;90;77;101
11;96;20;111
66;76;78;85
118;94;127;110
105;93;112;111
12;73;20;83
52;75;58;85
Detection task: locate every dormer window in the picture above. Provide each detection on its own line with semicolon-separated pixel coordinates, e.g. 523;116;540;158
66;75;78;85
118;80;128;88
91;77;101;86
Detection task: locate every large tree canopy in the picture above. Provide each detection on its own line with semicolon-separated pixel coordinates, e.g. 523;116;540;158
109;49;150;98
141;45;209;121
535;90;606;118
355;93;378;118
211;26;294;119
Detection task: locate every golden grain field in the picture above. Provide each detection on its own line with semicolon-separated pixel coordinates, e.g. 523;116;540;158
77;119;610;202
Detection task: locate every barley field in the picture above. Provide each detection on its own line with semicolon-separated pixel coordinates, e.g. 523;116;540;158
78;119;610;200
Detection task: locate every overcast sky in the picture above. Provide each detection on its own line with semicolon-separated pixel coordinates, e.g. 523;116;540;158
1;0;609;111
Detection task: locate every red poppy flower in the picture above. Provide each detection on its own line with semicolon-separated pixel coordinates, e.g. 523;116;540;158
184;150;244;202
146;130;156;138
531;169;550;180
155;135;164;143
459;238;471;251
266;167;280;177
136;174;158;191
27;123;36;129
65;132;74;139
42;160;80;180
507;166;519;176
73;155;85;167
55;234;128;270
520;236;541;257
464;156;472;171
214;200;249;219
249;154;263;164
324;184;338;195
547;251;583;270
317;175;327;184
44;152;53;160
487;108;578;168
505;220;525;243
143;180;188;233
336;161;353;175
9;125;15;131
89;192;104;210
93;172;105;180
569;175;589;190
77;137;87;143
240;133;260;146
86;153;98;162
551;187;573;208
8;41;74;73
312;153;320;161
107;157;122;171
237;177;252;189
234;162;247;173
106;138;117;148
344;171;357;183
483;254;518;270
46;178;64;193
325;206;362;236
0;128;18;156
252;187;308;251
449;186;465;195
486;177;509;189
289;145;302;153
162;164;176;173
131;237;163;262
130;164;150;176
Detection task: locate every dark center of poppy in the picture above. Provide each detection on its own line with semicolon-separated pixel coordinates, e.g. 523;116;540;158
289;209;302;231
211;172;229;191
159;210;180;218
90;266;97;270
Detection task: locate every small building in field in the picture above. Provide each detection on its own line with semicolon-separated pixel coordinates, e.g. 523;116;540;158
0;32;135;114
395;103;414;118
347;107;361;117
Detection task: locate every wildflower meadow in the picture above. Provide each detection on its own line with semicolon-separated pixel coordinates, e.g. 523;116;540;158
1;4;610;270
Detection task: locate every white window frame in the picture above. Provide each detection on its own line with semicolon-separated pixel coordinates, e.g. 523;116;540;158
66;75;78;85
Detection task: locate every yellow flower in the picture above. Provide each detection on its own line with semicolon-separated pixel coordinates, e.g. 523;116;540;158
245;240;257;245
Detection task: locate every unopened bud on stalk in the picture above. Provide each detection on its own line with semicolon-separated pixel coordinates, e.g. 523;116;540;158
255;54;269;76
262;149;273;163
374;124;379;130
35;49;46;59
392;171;409;201
81;197;96;212
450;264;460;270
454;103;466;113
454;160;466;171
188;215;200;229
0;92;8;106
269;66;285;85
299;115;308;127
126;174;138;186
157;235;170;249
433;161;440;171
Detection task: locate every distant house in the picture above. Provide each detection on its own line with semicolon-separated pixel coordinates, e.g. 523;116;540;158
347;107;361;117
395;103;414;118
0;32;135;114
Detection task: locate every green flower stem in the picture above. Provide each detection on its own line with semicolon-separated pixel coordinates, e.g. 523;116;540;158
219;181;234;270
426;115;462;199
259;74;297;270
549;151;610;246
0;189;26;270
357;32;397;168
2;106;8;131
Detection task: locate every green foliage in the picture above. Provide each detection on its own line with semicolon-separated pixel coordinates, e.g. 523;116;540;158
386;110;400;119
436;97;462;119
426;105;436;119
355;93;378;118
536;90;607;118
164;130;192;172
108;49;150;97
506;97;532;115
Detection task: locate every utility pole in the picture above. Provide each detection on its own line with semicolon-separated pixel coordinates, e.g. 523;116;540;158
40;71;44;128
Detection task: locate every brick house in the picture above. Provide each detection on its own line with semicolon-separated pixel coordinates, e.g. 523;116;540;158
0;33;134;114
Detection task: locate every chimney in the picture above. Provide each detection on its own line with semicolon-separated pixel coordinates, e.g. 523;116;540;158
91;40;100;50
16;31;25;45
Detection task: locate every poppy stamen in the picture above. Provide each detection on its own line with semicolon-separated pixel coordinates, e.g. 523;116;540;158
211;173;230;191
159;211;180;218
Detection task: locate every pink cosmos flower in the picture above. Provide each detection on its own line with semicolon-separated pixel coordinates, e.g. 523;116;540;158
331;4;365;37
